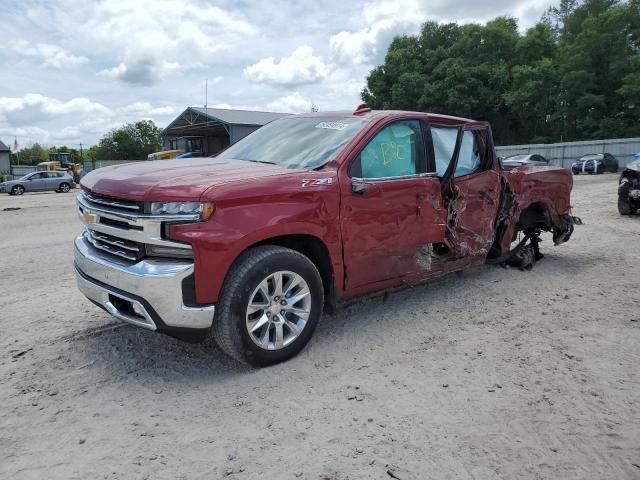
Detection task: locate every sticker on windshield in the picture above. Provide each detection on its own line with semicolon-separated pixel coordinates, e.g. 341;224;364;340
316;121;347;131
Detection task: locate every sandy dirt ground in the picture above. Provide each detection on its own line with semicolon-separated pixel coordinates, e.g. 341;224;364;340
0;174;638;480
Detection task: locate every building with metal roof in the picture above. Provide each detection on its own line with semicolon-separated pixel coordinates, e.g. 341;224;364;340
161;107;288;157
0;140;10;176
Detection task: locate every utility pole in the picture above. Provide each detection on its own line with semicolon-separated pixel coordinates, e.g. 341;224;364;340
78;142;84;167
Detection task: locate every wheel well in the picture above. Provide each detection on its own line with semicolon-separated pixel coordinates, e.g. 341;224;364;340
516;202;553;233
250;234;336;313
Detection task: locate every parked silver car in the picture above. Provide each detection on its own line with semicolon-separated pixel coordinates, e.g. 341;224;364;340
0;171;76;195
501;154;549;170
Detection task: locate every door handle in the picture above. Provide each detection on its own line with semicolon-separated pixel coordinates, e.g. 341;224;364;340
351;181;371;195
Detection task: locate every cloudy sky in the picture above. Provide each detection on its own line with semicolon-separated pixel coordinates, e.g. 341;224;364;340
0;0;556;148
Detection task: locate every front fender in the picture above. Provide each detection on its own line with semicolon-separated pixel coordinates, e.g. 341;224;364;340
169;194;342;304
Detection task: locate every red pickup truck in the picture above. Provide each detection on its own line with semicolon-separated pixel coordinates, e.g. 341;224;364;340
75;107;578;365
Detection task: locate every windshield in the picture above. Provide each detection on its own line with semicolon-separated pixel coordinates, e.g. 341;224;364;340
505;155;528;161
217;116;370;169
580;154;602;160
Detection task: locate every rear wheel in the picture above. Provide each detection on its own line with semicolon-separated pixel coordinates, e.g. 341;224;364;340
212;245;324;366
11;185;24;195
58;182;71;193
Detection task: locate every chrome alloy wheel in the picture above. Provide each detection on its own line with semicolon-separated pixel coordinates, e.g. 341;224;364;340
245;271;311;350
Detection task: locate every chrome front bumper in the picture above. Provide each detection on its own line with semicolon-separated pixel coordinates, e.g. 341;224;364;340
74;235;215;332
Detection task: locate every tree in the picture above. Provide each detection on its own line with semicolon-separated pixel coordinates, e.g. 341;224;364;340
362;0;640;144
95;120;162;160
11;143;48;165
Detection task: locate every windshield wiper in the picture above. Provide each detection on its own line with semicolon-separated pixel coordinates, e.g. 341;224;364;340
244;159;278;165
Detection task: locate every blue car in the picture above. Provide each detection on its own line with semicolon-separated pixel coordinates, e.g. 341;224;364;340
572;153;619;174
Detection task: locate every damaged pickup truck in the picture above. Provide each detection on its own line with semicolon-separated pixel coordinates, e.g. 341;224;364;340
618;159;640;215
74;106;578;366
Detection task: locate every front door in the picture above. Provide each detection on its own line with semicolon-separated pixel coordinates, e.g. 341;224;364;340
341;119;446;290
28;172;48;191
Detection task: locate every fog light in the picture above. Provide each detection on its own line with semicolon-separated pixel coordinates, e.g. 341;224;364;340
145;244;194;259
131;302;147;318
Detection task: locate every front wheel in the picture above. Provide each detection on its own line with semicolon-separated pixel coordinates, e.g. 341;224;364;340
212;245;324;366
11;185;24;195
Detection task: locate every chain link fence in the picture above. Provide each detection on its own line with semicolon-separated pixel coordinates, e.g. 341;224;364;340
496;137;640;169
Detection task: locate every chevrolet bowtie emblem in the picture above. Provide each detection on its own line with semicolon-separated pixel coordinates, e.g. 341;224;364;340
82;210;97;224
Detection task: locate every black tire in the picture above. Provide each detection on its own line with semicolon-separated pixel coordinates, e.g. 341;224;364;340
58;182;71;193
11;185;24;195
618;181;636;215
212;245;324;366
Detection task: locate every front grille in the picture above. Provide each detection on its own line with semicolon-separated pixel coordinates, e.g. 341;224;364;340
85;229;143;261
82;191;143;213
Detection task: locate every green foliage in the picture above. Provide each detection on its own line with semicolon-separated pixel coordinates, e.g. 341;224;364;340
12;143;85;165
362;0;640;144
94;120;162;160
11;143;48;165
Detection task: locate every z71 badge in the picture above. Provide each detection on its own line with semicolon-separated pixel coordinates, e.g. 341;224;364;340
302;178;333;187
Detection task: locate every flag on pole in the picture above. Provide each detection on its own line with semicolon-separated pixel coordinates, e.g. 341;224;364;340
12;137;18;152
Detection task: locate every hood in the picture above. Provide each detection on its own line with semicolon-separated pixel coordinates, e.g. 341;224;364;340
80;158;304;201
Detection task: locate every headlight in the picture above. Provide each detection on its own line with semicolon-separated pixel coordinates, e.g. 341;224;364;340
149;201;215;220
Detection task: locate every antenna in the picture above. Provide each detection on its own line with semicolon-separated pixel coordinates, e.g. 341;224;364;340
205;79;208;108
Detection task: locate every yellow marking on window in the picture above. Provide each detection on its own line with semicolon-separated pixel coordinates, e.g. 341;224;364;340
380;141;408;166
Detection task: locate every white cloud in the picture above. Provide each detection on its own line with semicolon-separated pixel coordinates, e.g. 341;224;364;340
0;0;559;146
244;46;328;87
0;94;111;118
267;92;312;113
26;0;257;85
11;41;88;69
0;94;178;145
119;102;176;116
330;0;425;66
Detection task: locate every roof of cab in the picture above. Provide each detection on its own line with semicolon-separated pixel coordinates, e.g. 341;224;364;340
293;109;479;125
